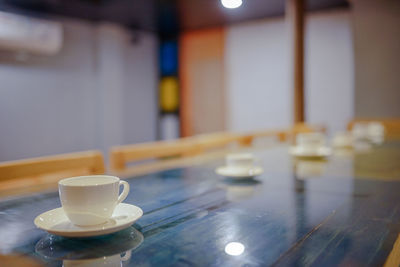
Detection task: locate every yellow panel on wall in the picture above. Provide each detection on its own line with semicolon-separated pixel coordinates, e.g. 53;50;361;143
160;77;179;112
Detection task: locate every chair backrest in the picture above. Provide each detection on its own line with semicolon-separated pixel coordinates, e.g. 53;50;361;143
189;132;245;150
291;123;326;134
348;118;400;138
0;150;105;183
110;126;327;172
110;138;202;171
110;132;252;171
237;123;327;145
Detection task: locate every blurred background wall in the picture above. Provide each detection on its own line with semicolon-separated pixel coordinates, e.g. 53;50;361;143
0;19;158;161
304;9;353;134
0;0;399;162
188;8;353;135
352;0;400;118
225;16;292;132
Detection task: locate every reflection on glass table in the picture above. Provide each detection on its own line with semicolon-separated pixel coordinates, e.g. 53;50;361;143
35;227;143;266
294;159;327;180
220;178;261;202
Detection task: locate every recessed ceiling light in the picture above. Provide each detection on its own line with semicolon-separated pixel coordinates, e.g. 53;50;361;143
221;0;243;9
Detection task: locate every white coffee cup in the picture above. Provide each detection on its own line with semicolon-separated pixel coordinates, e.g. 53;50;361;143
59;175;130;226
352;122;385;143
226;153;256;169
296;133;326;153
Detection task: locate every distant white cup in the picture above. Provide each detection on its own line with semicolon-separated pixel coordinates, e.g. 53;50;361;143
352;123;369;140
59;175;130;226
296;133;326;153
226;153;256;169
367;122;385;144
367;122;385;136
352;122;385;143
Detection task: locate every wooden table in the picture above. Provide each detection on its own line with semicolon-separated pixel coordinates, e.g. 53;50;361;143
0;141;399;266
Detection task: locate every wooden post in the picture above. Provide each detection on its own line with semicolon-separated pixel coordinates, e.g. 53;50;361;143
287;0;305;123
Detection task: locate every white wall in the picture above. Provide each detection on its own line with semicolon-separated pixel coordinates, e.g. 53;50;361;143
225;18;291;132
0;18;158;162
225;9;354;134
352;0;400;118
123;29;159;145
305;10;354;133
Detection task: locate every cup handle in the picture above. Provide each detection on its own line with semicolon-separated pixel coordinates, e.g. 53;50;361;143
121;250;132;261
117;180;130;204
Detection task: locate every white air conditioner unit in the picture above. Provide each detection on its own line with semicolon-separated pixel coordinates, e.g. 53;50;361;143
0;11;63;55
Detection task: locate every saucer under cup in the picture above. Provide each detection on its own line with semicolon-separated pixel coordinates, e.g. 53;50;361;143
291;133;331;158
296;133;326;151
290;146;331;158
216;166;263;179
34;203;143;237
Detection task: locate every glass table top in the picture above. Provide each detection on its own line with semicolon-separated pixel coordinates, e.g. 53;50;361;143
1;141;400;266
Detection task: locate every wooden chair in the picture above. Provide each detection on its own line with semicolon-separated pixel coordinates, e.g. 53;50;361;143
292;122;326;134
109;125;327;172
347;118;400;138
232;130;285;147
110;138;202;171
237;123;327;146
0;150;105;191
110;132;254;171
190;132;246;150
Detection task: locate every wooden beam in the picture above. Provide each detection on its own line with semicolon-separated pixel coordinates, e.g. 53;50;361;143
179;28;226;137
287;0;305;123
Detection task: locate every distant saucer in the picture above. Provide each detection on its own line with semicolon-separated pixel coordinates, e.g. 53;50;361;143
34;203;143;237
289;146;332;159
215;166;264;179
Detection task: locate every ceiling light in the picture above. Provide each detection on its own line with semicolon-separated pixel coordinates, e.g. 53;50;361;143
221;0;243;9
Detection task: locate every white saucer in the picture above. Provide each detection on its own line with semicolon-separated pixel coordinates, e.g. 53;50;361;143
34;203;143;237
289;146;332;158
215;166;264;179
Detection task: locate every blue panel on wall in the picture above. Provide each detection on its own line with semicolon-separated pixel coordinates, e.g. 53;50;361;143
160;41;178;76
